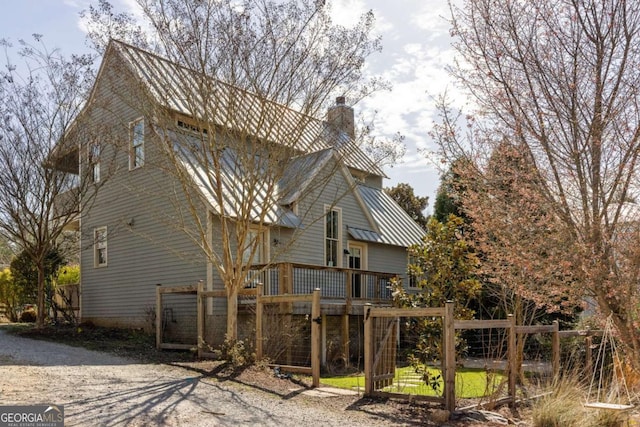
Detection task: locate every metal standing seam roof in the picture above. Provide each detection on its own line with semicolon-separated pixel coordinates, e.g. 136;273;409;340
354;185;426;248
103;41;425;243
108;40;385;178
171;135;302;228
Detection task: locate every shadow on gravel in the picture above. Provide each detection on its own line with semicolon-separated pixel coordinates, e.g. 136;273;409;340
345;397;437;426
65;376;204;425
168;361;312;400
64;373;288;425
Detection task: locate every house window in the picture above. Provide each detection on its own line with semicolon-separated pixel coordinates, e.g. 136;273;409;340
177;119;208;135
89;144;101;183
325;207;341;267
242;227;268;265
130;118;144;169
94;227;108;267
348;242;367;298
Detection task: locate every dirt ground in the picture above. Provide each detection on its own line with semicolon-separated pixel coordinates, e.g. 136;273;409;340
0;325;528;426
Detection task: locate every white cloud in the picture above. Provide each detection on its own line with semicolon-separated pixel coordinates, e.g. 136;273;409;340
411;3;452;36
63;0;88;8
118;0;146;20
330;0;367;27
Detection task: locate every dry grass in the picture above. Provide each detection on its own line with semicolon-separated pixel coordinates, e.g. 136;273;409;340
532;375;631;427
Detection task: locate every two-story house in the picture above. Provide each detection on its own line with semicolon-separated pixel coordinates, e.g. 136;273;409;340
60;40;426;365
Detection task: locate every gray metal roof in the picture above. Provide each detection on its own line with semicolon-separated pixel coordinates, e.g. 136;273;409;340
108;40;385;178
171;133;301;228
355;185;426;247
347;226;383;243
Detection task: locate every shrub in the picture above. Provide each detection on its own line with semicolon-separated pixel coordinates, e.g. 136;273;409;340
57;265;79;285
0;268;19;322
19;309;37;323
212;336;254;368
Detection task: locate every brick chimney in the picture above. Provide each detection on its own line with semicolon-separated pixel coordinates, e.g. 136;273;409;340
327;96;355;141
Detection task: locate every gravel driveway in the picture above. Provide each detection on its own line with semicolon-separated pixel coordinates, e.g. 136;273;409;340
0;328;395;427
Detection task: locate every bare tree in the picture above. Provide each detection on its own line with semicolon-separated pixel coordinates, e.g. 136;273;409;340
84;0;392;341
0;37;111;327
439;0;640;366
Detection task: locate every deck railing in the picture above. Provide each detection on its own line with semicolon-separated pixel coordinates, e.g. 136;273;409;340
246;262;397;303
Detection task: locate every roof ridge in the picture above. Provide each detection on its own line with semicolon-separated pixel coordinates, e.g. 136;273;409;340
109;38;323;126
106;39;385;177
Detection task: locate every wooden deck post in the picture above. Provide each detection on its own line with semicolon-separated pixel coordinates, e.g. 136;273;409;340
311;288;321;387
364;304;373;395
343;269;352;366
155;284;162;349
444;301;456;413
508;314;516;404
256;284;264;361
197;281;204;358
552;320;560;378
341;313;350;367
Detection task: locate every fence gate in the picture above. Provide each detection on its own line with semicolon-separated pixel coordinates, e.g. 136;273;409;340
364;304;455;412
367;315;398;390
256;288;321;387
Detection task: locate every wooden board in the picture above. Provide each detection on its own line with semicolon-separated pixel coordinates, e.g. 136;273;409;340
584;402;634;411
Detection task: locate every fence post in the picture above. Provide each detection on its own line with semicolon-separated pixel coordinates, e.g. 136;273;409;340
311;288;321;388
197;281;204;358
444;301;456;413
508;314;516;404
364;304;373;395
552;320;560;378
585;334;593;376
156;284;162;349
256;284;264;361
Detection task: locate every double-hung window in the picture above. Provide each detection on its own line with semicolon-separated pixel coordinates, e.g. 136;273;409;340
130;118;144;169
89;144;101;183
325;207;341;267
94;227;108;267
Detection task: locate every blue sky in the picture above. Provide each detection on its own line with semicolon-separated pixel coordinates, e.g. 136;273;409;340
0;0;464;211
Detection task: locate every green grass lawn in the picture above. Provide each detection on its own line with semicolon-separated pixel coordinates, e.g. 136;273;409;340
321;365;506;398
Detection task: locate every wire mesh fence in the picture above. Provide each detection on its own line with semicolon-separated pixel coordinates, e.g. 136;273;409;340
260;304;312;366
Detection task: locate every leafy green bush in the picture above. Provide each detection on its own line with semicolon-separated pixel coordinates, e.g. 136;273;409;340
57;265;79;285
0;268;20;322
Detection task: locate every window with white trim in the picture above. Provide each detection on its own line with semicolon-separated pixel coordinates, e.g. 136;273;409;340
94;227;108;267
89;144;101;183
325;207;342;267
130;118;144;169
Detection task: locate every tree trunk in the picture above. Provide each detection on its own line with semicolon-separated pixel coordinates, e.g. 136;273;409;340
226;285;238;342
36;262;46;329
